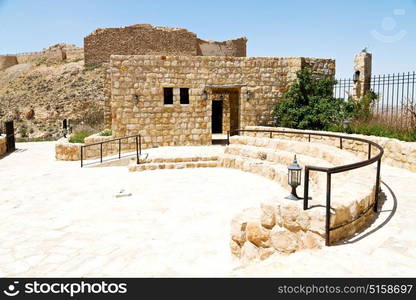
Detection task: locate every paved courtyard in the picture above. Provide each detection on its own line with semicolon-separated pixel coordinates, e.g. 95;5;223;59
0;142;415;276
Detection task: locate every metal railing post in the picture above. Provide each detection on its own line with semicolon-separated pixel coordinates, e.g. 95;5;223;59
80;146;83;168
136;136;139;164
100;143;103;163
227;131;230;145
269;131;272;139
139;135;142;155
368;143;372;160
374;158;381;212
303;167;309;210
325;173;332;246
339;137;343;149
118;138;121;159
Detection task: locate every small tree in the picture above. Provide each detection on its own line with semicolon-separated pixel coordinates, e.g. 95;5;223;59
274;69;352;130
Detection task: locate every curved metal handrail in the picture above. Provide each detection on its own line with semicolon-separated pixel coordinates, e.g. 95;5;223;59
228;128;384;246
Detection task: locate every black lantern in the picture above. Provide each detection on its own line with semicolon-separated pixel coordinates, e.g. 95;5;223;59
353;71;360;84
286;155;302;200
133;94;139;105
202;90;208;100
245;90;252;101
342;119;351;133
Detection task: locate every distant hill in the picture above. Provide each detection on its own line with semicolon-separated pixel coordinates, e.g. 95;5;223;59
0;59;105;139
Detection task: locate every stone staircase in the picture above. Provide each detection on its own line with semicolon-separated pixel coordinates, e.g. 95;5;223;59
223;135;377;261
128;154;219;172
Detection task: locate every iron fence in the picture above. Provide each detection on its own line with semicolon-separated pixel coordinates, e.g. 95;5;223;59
334;71;416;129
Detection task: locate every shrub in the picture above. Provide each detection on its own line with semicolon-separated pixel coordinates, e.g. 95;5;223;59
274;69;352;130
99;129;112;136
19;125;28;138
69;131;94;143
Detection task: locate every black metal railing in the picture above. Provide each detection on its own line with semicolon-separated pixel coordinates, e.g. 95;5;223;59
80;134;142;168
334;71;416;129
227;129;384;246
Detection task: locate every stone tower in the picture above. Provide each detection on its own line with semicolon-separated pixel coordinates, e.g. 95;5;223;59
353;51;372;99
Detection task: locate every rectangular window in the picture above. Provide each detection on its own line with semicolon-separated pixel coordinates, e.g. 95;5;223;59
163;87;173;105
180;88;189;105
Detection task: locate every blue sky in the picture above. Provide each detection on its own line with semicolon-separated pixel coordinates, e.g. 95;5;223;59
0;0;415;78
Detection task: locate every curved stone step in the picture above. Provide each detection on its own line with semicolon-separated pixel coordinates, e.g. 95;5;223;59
219;154;324;202
141;155;219;164
129;160;219;172
229;135;361;167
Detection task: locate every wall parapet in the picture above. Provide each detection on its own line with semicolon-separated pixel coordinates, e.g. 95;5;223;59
246;126;416;172
55;133;135;161
0;135;7;156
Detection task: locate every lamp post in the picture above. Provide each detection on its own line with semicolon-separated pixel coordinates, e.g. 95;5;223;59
342;119;351;133
286;155;302;200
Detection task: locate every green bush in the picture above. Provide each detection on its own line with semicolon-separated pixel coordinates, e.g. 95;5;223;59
99;129;112;136
69;131;94;143
350;122;416;142
274;69;352;130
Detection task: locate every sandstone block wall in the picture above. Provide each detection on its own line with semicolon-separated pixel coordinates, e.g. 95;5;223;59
354;52;372;98
16;49;65;64
197;37;247;57
245;126;416;172
0;135;7;156
0;55;18;71
65;48;84;61
84;24;248;66
55;133;137;161
84;24;198;66
109;55;335;149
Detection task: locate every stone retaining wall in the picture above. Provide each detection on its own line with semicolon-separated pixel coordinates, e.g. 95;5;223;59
55;133;137;161
0;135;7;156
0;55;18;71
245;126;416;172
227;134;377;261
16;49;65;64
55;138;82;161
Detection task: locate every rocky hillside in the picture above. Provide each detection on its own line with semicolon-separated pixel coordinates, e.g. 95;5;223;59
0;60;105;139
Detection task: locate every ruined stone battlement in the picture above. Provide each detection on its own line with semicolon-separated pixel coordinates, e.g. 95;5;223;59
84;24;247;66
0;55;18;71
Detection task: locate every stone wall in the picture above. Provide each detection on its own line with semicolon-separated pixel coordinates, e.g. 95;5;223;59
55;133;135;161
0;55;18;71
84;24;248;66
301;57;336;77
197;37;247;57
0;135;6;156
84;24;198;66
109;55;335;149
245;126;416;172
16;49;65;64
65;47;84;61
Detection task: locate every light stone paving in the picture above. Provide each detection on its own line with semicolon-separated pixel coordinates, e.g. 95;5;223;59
0;142;415;277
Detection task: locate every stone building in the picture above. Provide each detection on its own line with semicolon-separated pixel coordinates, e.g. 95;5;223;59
108;55;335;149
84;24;247;66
